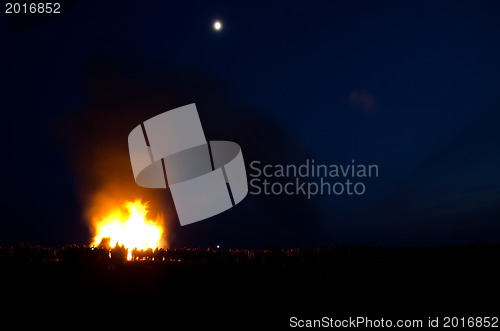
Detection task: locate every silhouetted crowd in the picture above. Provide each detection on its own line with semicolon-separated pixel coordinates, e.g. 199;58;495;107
0;243;349;265
0;242;498;266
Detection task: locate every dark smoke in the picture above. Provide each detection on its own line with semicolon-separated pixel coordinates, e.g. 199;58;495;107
59;50;326;248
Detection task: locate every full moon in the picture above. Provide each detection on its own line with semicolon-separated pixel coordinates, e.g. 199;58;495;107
214;21;222;31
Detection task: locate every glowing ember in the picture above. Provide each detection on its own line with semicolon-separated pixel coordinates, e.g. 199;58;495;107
91;199;164;260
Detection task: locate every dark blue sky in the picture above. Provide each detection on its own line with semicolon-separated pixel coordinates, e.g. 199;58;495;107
1;0;499;247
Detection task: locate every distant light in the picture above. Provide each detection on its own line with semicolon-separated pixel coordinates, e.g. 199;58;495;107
214;21;222;31
217;245;220;249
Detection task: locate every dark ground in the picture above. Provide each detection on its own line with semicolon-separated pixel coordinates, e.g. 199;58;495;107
1;245;499;330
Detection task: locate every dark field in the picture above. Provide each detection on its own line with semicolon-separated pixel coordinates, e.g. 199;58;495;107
1;245;499;330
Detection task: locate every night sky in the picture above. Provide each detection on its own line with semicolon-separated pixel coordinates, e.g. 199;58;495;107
1;0;500;248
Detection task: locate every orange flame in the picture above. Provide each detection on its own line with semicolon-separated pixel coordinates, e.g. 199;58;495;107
91;199;164;260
